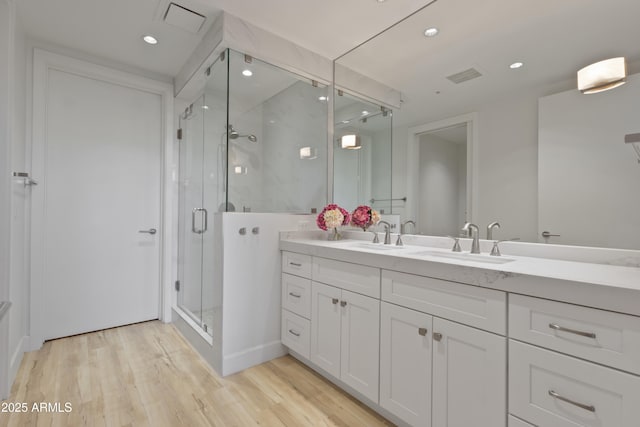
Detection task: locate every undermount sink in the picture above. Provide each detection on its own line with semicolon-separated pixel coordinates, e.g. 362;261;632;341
350;242;406;251
413;250;515;264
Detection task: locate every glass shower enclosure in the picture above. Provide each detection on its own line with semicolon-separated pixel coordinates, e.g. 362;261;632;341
176;49;328;339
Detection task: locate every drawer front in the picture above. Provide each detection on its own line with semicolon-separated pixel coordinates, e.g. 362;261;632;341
282;273;311;319
510;340;640;427
381;270;506;334
282;251;312;278
508;415;536;427
281;310;310;359
312;257;380;298
510;294;640;375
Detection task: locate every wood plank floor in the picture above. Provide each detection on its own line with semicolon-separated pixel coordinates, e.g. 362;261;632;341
1;321;393;427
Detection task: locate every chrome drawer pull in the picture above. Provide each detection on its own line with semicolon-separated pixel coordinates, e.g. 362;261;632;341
433;332;443;341
418;327;428;336
340;301;347;307
548;390;595;413
289;262;302;267
288;329;301;337
549;323;596;339
332;298;339;305
288;292;301;298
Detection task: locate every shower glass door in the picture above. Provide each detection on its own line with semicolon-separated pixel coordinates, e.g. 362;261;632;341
177;95;206;332
177;51;229;337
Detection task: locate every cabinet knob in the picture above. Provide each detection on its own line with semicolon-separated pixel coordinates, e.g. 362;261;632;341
332;298;339;305
433;332;443;341
340;301;347;307
418;327;428;336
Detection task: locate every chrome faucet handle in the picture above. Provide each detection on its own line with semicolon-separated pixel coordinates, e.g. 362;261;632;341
396;234;404;246
378;220;392;245
446;236;462;252
490;238;520;256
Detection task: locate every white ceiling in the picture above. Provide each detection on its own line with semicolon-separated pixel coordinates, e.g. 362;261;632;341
17;0;435;79
337;0;640;128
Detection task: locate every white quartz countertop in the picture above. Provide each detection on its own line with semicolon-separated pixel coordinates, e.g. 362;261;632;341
280;235;640;317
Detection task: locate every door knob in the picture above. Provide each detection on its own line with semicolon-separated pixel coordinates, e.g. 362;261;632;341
139;228;157;235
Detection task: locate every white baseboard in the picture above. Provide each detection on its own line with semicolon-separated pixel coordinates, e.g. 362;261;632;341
8;335;27;390
222;340;287;376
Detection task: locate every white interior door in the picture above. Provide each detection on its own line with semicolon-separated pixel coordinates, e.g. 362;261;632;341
31;51;163;343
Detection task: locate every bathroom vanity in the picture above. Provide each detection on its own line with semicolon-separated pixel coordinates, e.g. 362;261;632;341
279;232;640;427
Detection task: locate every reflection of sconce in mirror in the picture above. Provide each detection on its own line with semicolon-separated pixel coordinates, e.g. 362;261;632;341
233;166;248;174
341;134;361;150
625;133;640;163
299;147;317;160
577;57;626;94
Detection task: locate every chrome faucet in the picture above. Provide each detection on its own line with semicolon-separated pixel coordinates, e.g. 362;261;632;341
396;220;416;246
486;221;500;240
378;221;392;245
462;222;480;254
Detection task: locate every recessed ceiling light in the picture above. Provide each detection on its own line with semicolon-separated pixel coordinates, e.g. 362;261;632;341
318;96;328;101
510;62;524;69
361;110;369;116
143;35;158;45
424;27;439;37
242;69;253;77
377;0;386;3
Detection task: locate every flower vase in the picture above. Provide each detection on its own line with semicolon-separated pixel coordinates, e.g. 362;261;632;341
330;227;342;241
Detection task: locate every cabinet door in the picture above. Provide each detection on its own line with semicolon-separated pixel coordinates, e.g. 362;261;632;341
310;282;342;378
340;290;380;403
432;318;506;427
380;302;432;427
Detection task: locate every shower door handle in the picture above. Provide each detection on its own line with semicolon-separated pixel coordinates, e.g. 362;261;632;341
192;208;208;234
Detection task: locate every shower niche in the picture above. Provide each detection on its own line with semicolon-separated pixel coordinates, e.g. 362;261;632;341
175;48;328;374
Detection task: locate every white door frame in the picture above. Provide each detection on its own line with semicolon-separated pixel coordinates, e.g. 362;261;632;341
406;112;478;228
30;49;174;350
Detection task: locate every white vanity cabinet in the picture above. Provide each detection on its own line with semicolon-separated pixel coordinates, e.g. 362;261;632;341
310;275;381;402
508;294;640;427
379;270;507;427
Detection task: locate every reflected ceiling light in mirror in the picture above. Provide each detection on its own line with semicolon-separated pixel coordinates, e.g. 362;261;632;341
509;62;524;69
577;57;626;94
143;35;158;45
424;27;439;37
318;96;328;102
242;69;253;77
299;147;317;160
341;134;362;150
361;110;369;116
202;105;209;110
341;120;350;124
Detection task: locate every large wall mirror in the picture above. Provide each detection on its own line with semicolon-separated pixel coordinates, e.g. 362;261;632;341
335;0;640;249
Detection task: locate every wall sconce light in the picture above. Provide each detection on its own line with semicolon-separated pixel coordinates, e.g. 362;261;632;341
299;147;317;160
625;133;640;163
341;134;361;150
577;57;627;94
233;166;247;174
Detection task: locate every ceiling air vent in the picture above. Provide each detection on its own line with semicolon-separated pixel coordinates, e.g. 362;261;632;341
446;68;482;84
163;2;206;33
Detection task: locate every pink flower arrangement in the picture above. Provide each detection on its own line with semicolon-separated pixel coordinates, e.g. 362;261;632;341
316;204;351;231
350;205;381;231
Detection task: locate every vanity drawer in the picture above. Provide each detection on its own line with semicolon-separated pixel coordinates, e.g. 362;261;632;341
510;294;640;375
281;310;310;359
282;273;311;319
312;257;380;298
510;340;640;427
381;270;506;334
282;251;312;278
